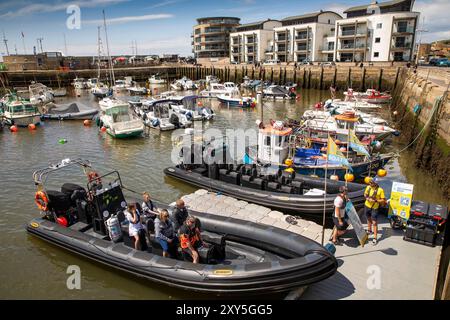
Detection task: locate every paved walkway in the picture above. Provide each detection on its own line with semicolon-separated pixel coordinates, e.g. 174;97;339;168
179;189;441;300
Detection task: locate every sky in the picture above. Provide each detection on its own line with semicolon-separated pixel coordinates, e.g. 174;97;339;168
0;0;448;57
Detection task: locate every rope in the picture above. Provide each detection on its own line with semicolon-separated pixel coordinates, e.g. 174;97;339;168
395;96;443;155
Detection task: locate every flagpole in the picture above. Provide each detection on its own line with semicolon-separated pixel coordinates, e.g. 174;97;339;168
21;32;26;54
321;134;330;246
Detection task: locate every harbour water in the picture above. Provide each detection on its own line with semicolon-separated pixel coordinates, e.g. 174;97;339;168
0;86;448;299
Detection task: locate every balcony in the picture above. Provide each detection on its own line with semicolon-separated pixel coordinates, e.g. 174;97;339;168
338;43;367;50
295;34;308;41
296;46;310;52
204;37;226;43
246;39;257;45
391;42;412;50
393;26;415;34
276;46;287;52
320;45;335;52
339;29;367;37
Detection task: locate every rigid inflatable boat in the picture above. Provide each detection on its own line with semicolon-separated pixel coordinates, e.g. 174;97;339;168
27;159;337;295
164;164;366;217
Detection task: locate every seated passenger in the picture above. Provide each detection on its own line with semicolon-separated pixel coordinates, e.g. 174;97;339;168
142;192;157;219
124;203;144;250
179;216;204;264
171;199;189;231
154;209;178;258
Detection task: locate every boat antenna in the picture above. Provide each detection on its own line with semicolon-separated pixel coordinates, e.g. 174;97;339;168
102;9;115;84
97;26;102;81
2;30;9;56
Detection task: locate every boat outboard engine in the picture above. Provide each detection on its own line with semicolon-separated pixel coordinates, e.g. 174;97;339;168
151;118;160;128
185;111;193;121
106;214;122;243
169;113;180;128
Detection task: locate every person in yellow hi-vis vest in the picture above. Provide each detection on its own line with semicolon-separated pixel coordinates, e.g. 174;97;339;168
364;178;386;245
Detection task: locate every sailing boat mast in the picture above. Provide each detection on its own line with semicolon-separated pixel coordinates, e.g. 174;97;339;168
102;10;115;84
97;26;101;80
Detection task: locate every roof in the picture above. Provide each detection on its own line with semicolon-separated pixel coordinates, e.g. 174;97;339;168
196;17;240;23
281;11;342;22
344;0;411;13
236;19;281;31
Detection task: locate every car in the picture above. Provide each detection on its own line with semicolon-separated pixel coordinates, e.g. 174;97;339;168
320;61;336;67
438;59;450;67
429;58;446;66
263;59;281;66
300;59;313;65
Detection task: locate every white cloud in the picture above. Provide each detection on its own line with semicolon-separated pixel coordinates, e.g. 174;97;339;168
414;0;450;42
84;13;174;25
147;0;186;9
0;0;129;19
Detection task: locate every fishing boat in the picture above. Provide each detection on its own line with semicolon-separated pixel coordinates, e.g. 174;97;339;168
41;102;98;120
217;91;256;108
27;158;337;295
29;83;54;105
344;88;392;104
97;98;144;138
72;78;88;89
148;74;166;85
1;94;41;127
303;109;390;126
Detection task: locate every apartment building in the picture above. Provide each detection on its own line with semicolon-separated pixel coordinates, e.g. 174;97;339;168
273;11;342;63
335;0;419;62
192;17;241;65
230;19;282;64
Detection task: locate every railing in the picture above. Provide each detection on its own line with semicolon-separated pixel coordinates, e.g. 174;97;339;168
204;37;226;43
339;43;366;49
296;46;310;51
394;26;414;33
392;42;412;49
295;34;308;40
341;30;356;36
276;47;287;52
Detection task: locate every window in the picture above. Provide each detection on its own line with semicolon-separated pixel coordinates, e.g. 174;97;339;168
377;23;382;29
375;37;380;43
328;19;331;24
374;52;379;58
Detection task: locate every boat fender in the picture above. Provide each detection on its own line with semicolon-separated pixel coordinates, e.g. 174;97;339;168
88;171;101;185
35;191;49;211
152;119;160;127
106;214;122;243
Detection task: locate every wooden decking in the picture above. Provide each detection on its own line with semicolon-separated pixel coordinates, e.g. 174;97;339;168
180;189;441;300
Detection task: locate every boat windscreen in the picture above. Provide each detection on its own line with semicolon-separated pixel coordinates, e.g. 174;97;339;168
9;104;37;114
107;106;130;122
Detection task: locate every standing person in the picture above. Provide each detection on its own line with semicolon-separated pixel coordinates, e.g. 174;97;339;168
142;192;157;219
364;178;386;245
331;186;349;245
154;209;178;258
124;203;144;250
171;199;189;231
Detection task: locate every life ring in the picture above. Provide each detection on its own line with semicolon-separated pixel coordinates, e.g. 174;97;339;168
88;171;101;184
35;191;49;211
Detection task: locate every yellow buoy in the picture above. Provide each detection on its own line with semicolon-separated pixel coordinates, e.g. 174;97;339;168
364;176;372;184
377;169;387;177
285;167;295;173
344;173;355;182
284;158;293;166
330;175;339;181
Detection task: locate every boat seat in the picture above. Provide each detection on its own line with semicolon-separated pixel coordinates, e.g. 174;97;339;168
240;175;254;188
46;190;72;212
192;166;208;176
248;177;266;190
291;181;304;194
280;185;295;194
266;182;281;192
219;171;241;185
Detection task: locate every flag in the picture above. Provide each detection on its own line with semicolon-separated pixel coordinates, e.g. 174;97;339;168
349;130;371;157
327;136;352;171
21;32;24;38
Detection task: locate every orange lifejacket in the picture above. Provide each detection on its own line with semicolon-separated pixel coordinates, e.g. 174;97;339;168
180;228;200;249
88;171;101;184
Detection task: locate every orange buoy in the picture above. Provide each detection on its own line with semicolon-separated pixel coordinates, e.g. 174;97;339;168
344;173;355;182
10;125;18;133
335;139;341;144
377;169;387;177
83;119;91;126
28;124;36;130
101;126;107;132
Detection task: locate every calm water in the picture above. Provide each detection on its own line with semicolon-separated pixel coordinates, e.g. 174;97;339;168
0;86;447;299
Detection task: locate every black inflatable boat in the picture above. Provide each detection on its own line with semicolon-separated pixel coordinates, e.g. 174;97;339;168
164;164;366;217
27;159;337;296
41;102;98;120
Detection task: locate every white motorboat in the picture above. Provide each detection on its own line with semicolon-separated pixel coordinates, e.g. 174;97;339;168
50;87;67;97
72;78;88;89
149;74;167;85
200;83;239;98
91;84;112;99
1;94;41;127
206;75;220;85
127;85;148;95
217;91;256;108
170;77;198;91
112;78;131;91
344;88;392;104
161;95;214;121
86;78;100;89
29;83;54;105
97;98;144;138
261;85;295;100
